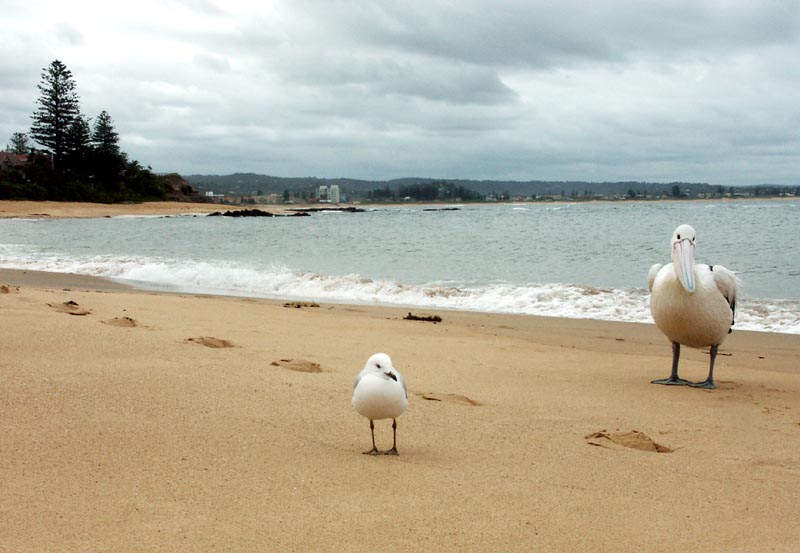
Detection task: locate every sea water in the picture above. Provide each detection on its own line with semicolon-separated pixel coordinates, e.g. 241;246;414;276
1;200;798;333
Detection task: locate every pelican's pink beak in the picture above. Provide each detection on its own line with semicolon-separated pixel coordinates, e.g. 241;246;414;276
672;238;696;294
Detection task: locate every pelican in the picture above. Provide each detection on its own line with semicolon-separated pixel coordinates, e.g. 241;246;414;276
352;353;408;455
648;224;741;389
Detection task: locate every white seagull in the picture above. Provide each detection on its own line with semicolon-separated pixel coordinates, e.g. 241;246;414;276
648;224;741;389
352;353;408;455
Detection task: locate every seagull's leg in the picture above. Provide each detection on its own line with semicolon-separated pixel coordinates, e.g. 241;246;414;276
363;420;380;455
651;342;691;386
690;345;719;389
384;419;399;456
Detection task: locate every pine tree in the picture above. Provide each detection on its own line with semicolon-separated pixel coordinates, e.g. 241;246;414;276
63;114;93;177
92;110;119;156
92;110;124;189
6;132;30;154
30;60;81;172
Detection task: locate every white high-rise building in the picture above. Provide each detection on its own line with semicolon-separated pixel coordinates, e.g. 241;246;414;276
329;184;340;204
318;185;328;201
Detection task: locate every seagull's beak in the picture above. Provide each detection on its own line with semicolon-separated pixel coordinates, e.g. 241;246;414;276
672;239;696;294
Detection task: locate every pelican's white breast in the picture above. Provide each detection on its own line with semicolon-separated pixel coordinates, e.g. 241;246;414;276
650;263;733;349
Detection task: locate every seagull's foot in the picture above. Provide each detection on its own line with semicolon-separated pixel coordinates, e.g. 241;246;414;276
651;377;691;386
383;448;399;456
362;447;382;455
689;379;717;390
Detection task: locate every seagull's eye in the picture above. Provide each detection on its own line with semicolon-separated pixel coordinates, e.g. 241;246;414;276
376;364;381;369
677;234;681;239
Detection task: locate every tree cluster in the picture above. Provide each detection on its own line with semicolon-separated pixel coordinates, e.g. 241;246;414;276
365;181;483;202
398;180;483;202
1;60;169;202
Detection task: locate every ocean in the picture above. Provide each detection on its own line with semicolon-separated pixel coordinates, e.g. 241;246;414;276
1;200;798;334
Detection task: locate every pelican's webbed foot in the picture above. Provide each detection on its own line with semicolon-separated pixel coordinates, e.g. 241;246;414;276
651;377;691;386
689;379;717;390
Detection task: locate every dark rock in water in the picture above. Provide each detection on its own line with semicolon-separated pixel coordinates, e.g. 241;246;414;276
208;209;274;217
423;207;461;212
284;211;311;217
288;206;365;213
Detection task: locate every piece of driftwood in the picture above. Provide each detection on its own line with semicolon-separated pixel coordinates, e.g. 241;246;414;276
403;312;442;323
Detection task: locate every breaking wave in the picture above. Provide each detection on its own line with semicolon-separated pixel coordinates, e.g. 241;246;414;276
1;247;797;335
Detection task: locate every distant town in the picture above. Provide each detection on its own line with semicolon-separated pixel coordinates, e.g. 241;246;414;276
186;173;798;206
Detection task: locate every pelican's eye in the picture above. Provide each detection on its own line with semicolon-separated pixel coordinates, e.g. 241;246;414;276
677;234;681;240
376;364;381;369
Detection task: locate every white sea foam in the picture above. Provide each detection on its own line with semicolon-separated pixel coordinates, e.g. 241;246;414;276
1;249;797;334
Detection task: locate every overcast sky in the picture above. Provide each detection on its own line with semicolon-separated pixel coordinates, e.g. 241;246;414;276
2;0;799;185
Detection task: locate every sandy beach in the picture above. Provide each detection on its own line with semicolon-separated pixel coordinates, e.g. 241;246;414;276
1;266;798;552
0;199;464;219
0;200;251;219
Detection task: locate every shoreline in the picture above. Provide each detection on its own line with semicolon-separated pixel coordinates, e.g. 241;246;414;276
3;267;798;374
1;267;797;336
1;196;795;219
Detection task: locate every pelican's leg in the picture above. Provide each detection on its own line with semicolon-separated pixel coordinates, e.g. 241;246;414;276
384;419;399;456
651;342;691;386
363;420;381;455
690;345;719;389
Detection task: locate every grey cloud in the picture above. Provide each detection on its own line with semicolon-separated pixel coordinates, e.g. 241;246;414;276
3;0;800;186
275;51;516;105
54;23;84;46
194;53;232;73
326;0;800;68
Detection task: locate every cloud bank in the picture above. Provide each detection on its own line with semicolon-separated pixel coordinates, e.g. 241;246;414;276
2;0;799;185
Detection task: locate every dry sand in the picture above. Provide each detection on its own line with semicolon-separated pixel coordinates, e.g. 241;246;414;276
0;200;461;219
1;268;799;552
0;200;244;219
0;200;436;219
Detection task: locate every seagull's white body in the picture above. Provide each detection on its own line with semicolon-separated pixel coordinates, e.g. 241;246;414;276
648;224;740;388
352;353;408;454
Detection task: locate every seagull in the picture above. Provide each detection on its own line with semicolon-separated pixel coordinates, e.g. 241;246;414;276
648;224;741;389
352;353;408;455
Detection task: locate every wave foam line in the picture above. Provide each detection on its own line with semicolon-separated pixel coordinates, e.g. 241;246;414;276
1;253;797;334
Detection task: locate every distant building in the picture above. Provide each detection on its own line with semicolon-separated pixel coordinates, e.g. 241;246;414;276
0;151;28;171
329;184;340;204
204;190;225;203
318;185;328;201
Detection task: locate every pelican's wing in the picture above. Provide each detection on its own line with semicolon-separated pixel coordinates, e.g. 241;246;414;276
647;263;662;292
711;264;741;324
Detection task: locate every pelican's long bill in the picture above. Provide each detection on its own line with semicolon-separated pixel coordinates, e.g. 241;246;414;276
672;237;696;293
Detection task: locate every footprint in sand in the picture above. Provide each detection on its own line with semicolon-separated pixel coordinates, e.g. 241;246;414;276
418;392;482;406
270;358;324;373
102;316;138;328
185;336;235;348
48;300;92;316
584;430;673;453
1;284;20;294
